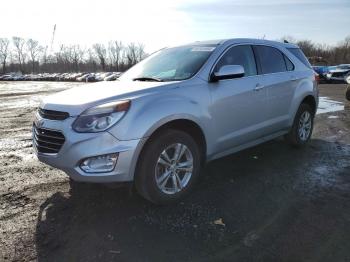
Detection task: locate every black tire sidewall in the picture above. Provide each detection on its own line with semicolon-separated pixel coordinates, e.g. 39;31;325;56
135;129;201;204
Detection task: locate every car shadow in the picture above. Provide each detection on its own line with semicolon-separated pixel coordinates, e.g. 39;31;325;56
35;138;350;262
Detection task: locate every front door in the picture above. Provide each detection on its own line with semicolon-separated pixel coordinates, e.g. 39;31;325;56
209;45;268;154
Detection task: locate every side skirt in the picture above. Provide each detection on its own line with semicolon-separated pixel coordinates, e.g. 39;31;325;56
207;130;289;162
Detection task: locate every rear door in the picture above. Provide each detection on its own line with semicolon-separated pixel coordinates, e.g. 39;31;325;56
253;45;297;133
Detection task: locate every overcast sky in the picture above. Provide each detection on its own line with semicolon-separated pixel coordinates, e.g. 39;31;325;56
1;0;349;52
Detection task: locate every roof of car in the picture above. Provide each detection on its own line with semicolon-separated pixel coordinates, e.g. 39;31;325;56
190;38;299;48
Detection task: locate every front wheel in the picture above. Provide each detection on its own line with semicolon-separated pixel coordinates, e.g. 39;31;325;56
135;129;202;204
285;103;314;147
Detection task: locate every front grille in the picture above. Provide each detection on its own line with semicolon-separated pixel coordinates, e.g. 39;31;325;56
38;108;69;120
33;125;65;154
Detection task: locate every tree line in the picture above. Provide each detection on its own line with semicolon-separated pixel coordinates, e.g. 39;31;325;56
282;36;350;65
0;35;349;74
0;37;146;74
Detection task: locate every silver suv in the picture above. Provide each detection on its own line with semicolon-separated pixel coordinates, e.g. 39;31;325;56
33;38;318;204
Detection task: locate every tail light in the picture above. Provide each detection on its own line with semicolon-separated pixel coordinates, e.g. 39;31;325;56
314;73;320;83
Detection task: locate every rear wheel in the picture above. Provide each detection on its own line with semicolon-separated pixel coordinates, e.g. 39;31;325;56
135;129;201;204
285;103;314;147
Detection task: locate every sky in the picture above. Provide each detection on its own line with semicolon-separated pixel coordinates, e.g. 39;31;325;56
0;0;349;53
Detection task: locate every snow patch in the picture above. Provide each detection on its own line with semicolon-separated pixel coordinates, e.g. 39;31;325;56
317;97;344;115
328;115;339;119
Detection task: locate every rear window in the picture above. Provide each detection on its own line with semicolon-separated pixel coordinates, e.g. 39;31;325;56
287;48;312;68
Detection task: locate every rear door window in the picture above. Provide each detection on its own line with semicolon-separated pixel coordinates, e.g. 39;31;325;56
254;46;287;74
215;45;257;77
287;48;312;68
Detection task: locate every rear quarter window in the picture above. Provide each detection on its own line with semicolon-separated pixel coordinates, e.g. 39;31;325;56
287;48;312;68
284;55;295;71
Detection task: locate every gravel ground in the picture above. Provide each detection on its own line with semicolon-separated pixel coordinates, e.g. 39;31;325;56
0;82;349;262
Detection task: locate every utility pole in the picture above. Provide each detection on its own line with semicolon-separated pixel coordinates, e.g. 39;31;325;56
50;24;56;53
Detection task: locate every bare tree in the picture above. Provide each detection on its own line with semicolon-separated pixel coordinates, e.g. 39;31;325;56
86;48;98;72
93;43;107;71
26;39;43;73
71;45;85;72
60;45;73;72
340;36;350;62
108;41;123;71
125;42;138;67
136;42;146;61
12;37;26;72
0;38;10;73
41;45;48;70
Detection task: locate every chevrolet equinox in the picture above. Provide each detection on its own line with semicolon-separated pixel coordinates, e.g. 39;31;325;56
33;38;318;204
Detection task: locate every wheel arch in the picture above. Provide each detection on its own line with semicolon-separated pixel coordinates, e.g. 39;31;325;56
131;118;207;182
301;95;317;115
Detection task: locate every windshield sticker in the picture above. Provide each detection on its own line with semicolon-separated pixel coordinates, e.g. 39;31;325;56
191;47;215;52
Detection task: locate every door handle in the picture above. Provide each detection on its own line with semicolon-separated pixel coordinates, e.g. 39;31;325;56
290;76;298;81
254;83;264;91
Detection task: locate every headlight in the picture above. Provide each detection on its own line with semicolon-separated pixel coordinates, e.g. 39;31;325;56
72;100;130;132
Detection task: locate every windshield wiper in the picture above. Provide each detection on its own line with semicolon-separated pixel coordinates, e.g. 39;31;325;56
133;77;163;82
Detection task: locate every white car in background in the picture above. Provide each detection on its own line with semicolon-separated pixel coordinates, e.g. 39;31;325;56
325;64;350;83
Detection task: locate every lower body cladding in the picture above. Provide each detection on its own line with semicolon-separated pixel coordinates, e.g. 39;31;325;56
33;121;142;183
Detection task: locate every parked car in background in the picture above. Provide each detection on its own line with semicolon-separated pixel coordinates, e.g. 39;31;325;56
33;38;318;204
104;72;121;81
312;66;328;82
346;74;350;84
0;71;120;82
76;73;94;82
325;64;350;83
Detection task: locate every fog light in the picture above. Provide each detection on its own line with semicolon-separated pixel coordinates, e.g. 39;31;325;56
80;153;118;173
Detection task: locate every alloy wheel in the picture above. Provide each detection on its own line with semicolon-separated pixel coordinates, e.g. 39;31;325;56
155;143;193;194
298;111;312;141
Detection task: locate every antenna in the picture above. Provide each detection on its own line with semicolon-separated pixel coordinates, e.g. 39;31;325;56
50;24;56;53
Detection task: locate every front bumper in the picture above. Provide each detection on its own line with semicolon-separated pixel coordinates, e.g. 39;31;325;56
33;113;142;183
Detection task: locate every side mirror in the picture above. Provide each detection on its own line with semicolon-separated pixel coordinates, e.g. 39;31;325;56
210;65;245;82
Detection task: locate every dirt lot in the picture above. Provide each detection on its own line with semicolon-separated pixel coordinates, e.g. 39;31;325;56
0;82;349;262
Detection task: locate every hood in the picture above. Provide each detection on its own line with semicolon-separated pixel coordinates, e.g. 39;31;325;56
41;80;178;116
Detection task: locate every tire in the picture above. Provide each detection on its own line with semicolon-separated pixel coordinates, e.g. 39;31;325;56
346;85;350;101
285;103;314;147
135;129;201;204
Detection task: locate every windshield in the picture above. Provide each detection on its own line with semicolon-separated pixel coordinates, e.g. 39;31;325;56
119;45;217;82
